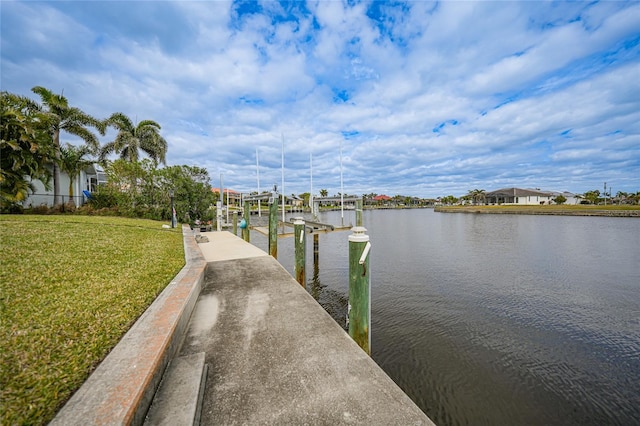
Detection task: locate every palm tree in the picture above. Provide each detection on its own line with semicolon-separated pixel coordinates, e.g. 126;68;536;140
59;143;93;206
319;189;328;197
467;189;486;205
31;86;104;206
1;91;55;204
100;113;167;165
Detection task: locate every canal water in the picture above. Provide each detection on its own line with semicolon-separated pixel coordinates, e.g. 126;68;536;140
249;209;640;425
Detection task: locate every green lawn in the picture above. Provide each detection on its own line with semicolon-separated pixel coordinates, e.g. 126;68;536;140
0;215;185;425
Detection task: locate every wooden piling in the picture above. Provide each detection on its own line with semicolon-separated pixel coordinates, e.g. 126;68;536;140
233;211;238;236
356;199;363;227
242;201;250;242
294;217;306;287
269;196;278;258
348;226;371;355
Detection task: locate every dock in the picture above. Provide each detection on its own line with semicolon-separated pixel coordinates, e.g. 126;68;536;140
52;227;434;425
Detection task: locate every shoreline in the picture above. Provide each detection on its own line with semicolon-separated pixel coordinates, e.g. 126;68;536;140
434;205;640;217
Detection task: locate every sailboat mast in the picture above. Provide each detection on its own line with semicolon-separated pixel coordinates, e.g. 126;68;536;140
310;152;313;216
256;148;261;217
281;134;285;223
340;140;344;223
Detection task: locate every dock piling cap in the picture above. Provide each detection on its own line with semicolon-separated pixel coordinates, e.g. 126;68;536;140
293;217;305;225
349;226;369;242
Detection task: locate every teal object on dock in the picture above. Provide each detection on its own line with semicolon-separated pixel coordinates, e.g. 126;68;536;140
239;218;247;229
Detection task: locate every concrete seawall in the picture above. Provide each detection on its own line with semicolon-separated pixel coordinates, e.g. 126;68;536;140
52;228;434;425
51;225;205;425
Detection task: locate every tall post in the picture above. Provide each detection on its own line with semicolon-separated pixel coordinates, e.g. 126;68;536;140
340;140;344;226
356;198;363;227
269;193;278;259
311;233;320;299
313;233;319;264
348;226;371;355
294;217;306;287
242;201;250;242
313;200;319;220
216;201;222;231
256;148;261;217
309;152;313;215
219;173;224;224
233;211;238;236
281;135;285;223
169;190;176;228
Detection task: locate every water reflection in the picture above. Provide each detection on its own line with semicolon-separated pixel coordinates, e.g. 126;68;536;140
248;210;640;425
308;238;348;330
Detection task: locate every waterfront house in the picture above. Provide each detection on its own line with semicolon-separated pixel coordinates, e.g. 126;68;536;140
372;194;392;206
211;188;242;206
485;188;557;205
23;164;107;208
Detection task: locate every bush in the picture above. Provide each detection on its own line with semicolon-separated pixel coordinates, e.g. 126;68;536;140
1;202;24;214
87;191;119;209
28;204;51;215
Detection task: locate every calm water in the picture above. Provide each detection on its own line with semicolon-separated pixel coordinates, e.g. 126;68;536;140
249;209;640;425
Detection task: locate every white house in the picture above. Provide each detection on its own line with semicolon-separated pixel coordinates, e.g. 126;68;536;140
23;164;107;208
485;188;557;205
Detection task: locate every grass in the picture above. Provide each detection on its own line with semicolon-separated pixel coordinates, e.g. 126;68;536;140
0;215;185;425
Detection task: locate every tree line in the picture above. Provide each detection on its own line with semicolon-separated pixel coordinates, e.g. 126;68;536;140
438;188;639;206
1;87;215;222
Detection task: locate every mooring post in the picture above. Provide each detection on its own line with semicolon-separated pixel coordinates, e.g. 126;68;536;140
294;217;306;287
313;233;319;264
269;193;278;258
242;201;250;242
348;226;371;355
233;211;238;236
356;199;363;227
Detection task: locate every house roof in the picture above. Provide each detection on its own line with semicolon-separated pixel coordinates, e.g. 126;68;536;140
373;195;392;201
485;187;554;197
211;188;240;195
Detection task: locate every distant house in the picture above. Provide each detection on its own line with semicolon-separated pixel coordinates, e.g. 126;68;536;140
211;188;241;206
289;195;303;208
23;164;107;208
548;191;580;205
485;188;557;205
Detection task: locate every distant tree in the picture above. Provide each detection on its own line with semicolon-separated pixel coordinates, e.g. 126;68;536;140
319;189;328;197
583;190;600;204
100;112;167;165
31;86;104;206
93;159;214;222
298;192;310;206
467;189;486;205
59;143;94;205
615;191;628;205
0;91;55;206
553;194;567;205
158;165;214;223
441;195;458;205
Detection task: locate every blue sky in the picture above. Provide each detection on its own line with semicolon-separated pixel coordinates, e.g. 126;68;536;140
2;1;639;198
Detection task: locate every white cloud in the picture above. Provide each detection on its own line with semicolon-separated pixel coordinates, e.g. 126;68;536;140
1;0;638;197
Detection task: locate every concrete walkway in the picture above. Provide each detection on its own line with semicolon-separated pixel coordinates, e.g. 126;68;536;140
52;228;434;425
180;231;433;424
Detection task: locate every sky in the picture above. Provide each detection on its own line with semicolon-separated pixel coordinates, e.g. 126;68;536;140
1;1;639;199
